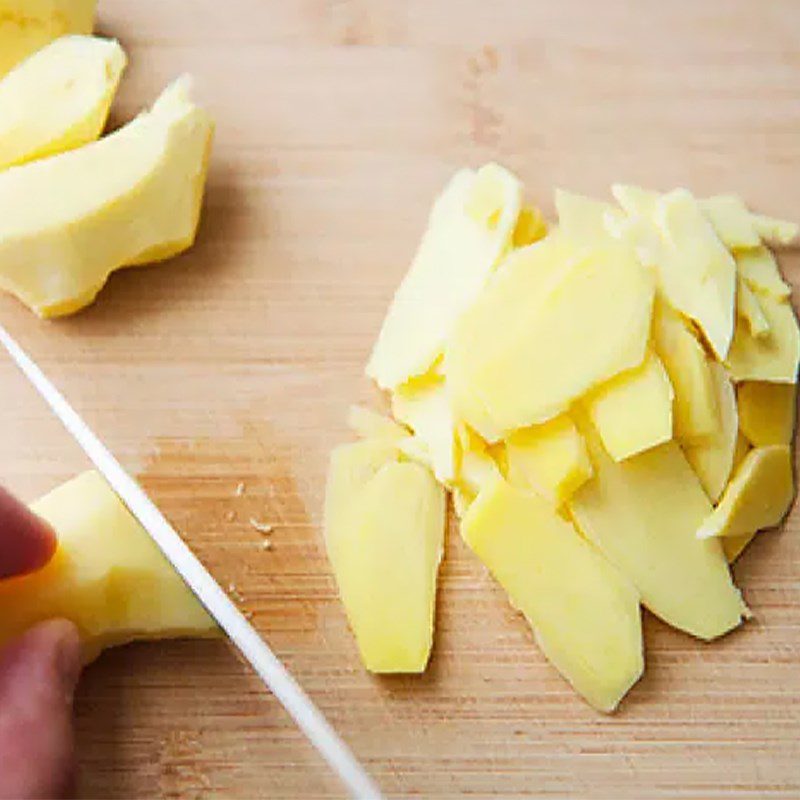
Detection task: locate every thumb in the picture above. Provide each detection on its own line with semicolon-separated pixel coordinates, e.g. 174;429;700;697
0;486;57;579
0;619;82;800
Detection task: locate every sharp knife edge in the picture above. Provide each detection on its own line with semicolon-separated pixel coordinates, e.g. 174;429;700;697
0;324;381;800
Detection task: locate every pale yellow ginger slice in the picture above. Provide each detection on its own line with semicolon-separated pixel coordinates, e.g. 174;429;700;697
324;440;401;565
612;184;659;218
325;458;445;673
505;415;593;506
653;297;719;442
751;214;799;247
0;35;125;171
0;0;96;78
700;195;761;250
346;404;410;442
554;189;623;243
511;204;548;247
0;471;216;662
366;163;522;390
737;278;770;338
722;435;755;562
736;247;792;299
733;431;751;469
697;445;795;540
612;186;737;360
463;478;643;713
653;189;737;360
737;382;796;446
585;350;673;461
569;418;746;640
726;293;800;383
684;362;739;503
451;426;502;518
392;372;458;483
446;238;654;435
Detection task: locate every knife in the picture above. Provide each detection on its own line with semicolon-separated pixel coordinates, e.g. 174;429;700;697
0;323;381;800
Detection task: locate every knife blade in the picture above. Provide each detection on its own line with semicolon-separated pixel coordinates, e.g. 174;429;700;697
0;323;381;800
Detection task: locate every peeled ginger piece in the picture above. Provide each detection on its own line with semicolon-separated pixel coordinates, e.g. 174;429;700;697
751;214;799;247
652;297;719;442
697;446;795;540
451;427;503;518
463;478;643;712
726;292;800;383
346;404;410;442
701;195;761;250
655;189;737;361
614;186;736;360
554;189;622;243
0;35;125;170
0;471;216;662
684;362;739;503
324;444;445;672
0;0;96;77
367;164;522;390
737;382;796;446
0;76;214;318
736;247;792;299
392;372;459;483
505;414;593;506
585;350;674;461
446;238;654;434
569;420;746;640
737;279;770;339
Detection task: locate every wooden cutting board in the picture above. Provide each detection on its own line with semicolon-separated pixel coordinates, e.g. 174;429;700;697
2;0;799;796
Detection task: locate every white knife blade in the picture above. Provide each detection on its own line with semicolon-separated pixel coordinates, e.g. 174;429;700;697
0;323;381;800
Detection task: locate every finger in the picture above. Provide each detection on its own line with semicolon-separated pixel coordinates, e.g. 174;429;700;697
0;619;82;800
0;487;57;579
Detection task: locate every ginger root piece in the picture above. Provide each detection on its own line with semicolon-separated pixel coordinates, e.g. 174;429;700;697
450;427;502;518
737;279;770;339
0;471;216;662
392;371;459;483
614;186;737;360
554;189;623;243
346;405;410;442
701;194;761;251
0;76;213;318
0;0;96;77
463;478;643;712
585;350;674;462
652;296;719;442
324;446;445;673
569;419;746;640
505;414;593;506
684;362;739;503
367;164;522;390
726;293;800;383
736;247;792;299
0;35;125;171
697;446;795;540
446;238;654;435
737;382;797;446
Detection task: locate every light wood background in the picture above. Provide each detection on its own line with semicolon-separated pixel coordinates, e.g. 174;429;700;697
2;0;800;797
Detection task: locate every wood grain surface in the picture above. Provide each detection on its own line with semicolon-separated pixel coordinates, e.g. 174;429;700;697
1;0;800;797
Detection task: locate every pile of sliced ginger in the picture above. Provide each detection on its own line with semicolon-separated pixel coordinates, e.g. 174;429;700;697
325;164;799;712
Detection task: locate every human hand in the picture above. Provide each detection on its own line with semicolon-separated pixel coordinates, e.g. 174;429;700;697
0;486;82;800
